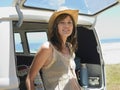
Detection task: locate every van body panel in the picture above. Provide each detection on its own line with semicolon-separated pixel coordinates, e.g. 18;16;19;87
0;21;19;89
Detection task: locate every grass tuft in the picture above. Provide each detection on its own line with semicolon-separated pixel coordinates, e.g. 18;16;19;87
106;64;120;90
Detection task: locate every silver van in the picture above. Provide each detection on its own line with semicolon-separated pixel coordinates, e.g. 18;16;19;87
0;0;120;90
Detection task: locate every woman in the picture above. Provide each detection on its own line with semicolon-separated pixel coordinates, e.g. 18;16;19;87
26;8;81;90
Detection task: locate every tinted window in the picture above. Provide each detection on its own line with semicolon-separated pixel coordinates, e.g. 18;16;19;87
14;33;23;53
26;32;48;53
24;0;117;15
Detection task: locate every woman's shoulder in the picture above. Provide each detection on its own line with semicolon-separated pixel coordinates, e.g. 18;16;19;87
42;41;51;48
41;41;52;50
37;41;52;54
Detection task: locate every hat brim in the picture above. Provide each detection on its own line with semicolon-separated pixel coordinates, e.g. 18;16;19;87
48;9;79;32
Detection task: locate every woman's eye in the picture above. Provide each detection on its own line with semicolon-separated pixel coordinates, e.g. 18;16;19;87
59;21;73;26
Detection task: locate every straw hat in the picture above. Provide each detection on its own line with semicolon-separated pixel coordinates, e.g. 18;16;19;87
48;7;79;32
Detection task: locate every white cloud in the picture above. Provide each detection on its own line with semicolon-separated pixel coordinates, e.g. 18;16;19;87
49;0;65;8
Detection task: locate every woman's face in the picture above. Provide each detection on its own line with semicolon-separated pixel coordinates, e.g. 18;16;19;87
58;16;73;38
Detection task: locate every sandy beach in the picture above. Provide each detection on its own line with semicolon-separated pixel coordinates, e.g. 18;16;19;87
101;42;120;64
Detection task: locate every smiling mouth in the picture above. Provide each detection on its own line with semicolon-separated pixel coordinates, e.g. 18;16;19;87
63;30;69;33
63;29;70;32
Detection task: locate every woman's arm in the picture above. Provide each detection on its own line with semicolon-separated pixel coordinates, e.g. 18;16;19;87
26;42;52;90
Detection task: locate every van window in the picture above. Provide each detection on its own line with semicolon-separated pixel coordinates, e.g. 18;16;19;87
24;0;117;15
26;32;48;53
14;33;23;53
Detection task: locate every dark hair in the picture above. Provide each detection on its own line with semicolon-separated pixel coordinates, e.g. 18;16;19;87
48;14;77;52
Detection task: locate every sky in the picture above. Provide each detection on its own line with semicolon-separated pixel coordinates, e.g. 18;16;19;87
96;4;120;40
0;0;13;7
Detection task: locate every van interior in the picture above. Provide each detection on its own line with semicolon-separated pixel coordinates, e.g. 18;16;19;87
13;21;104;90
